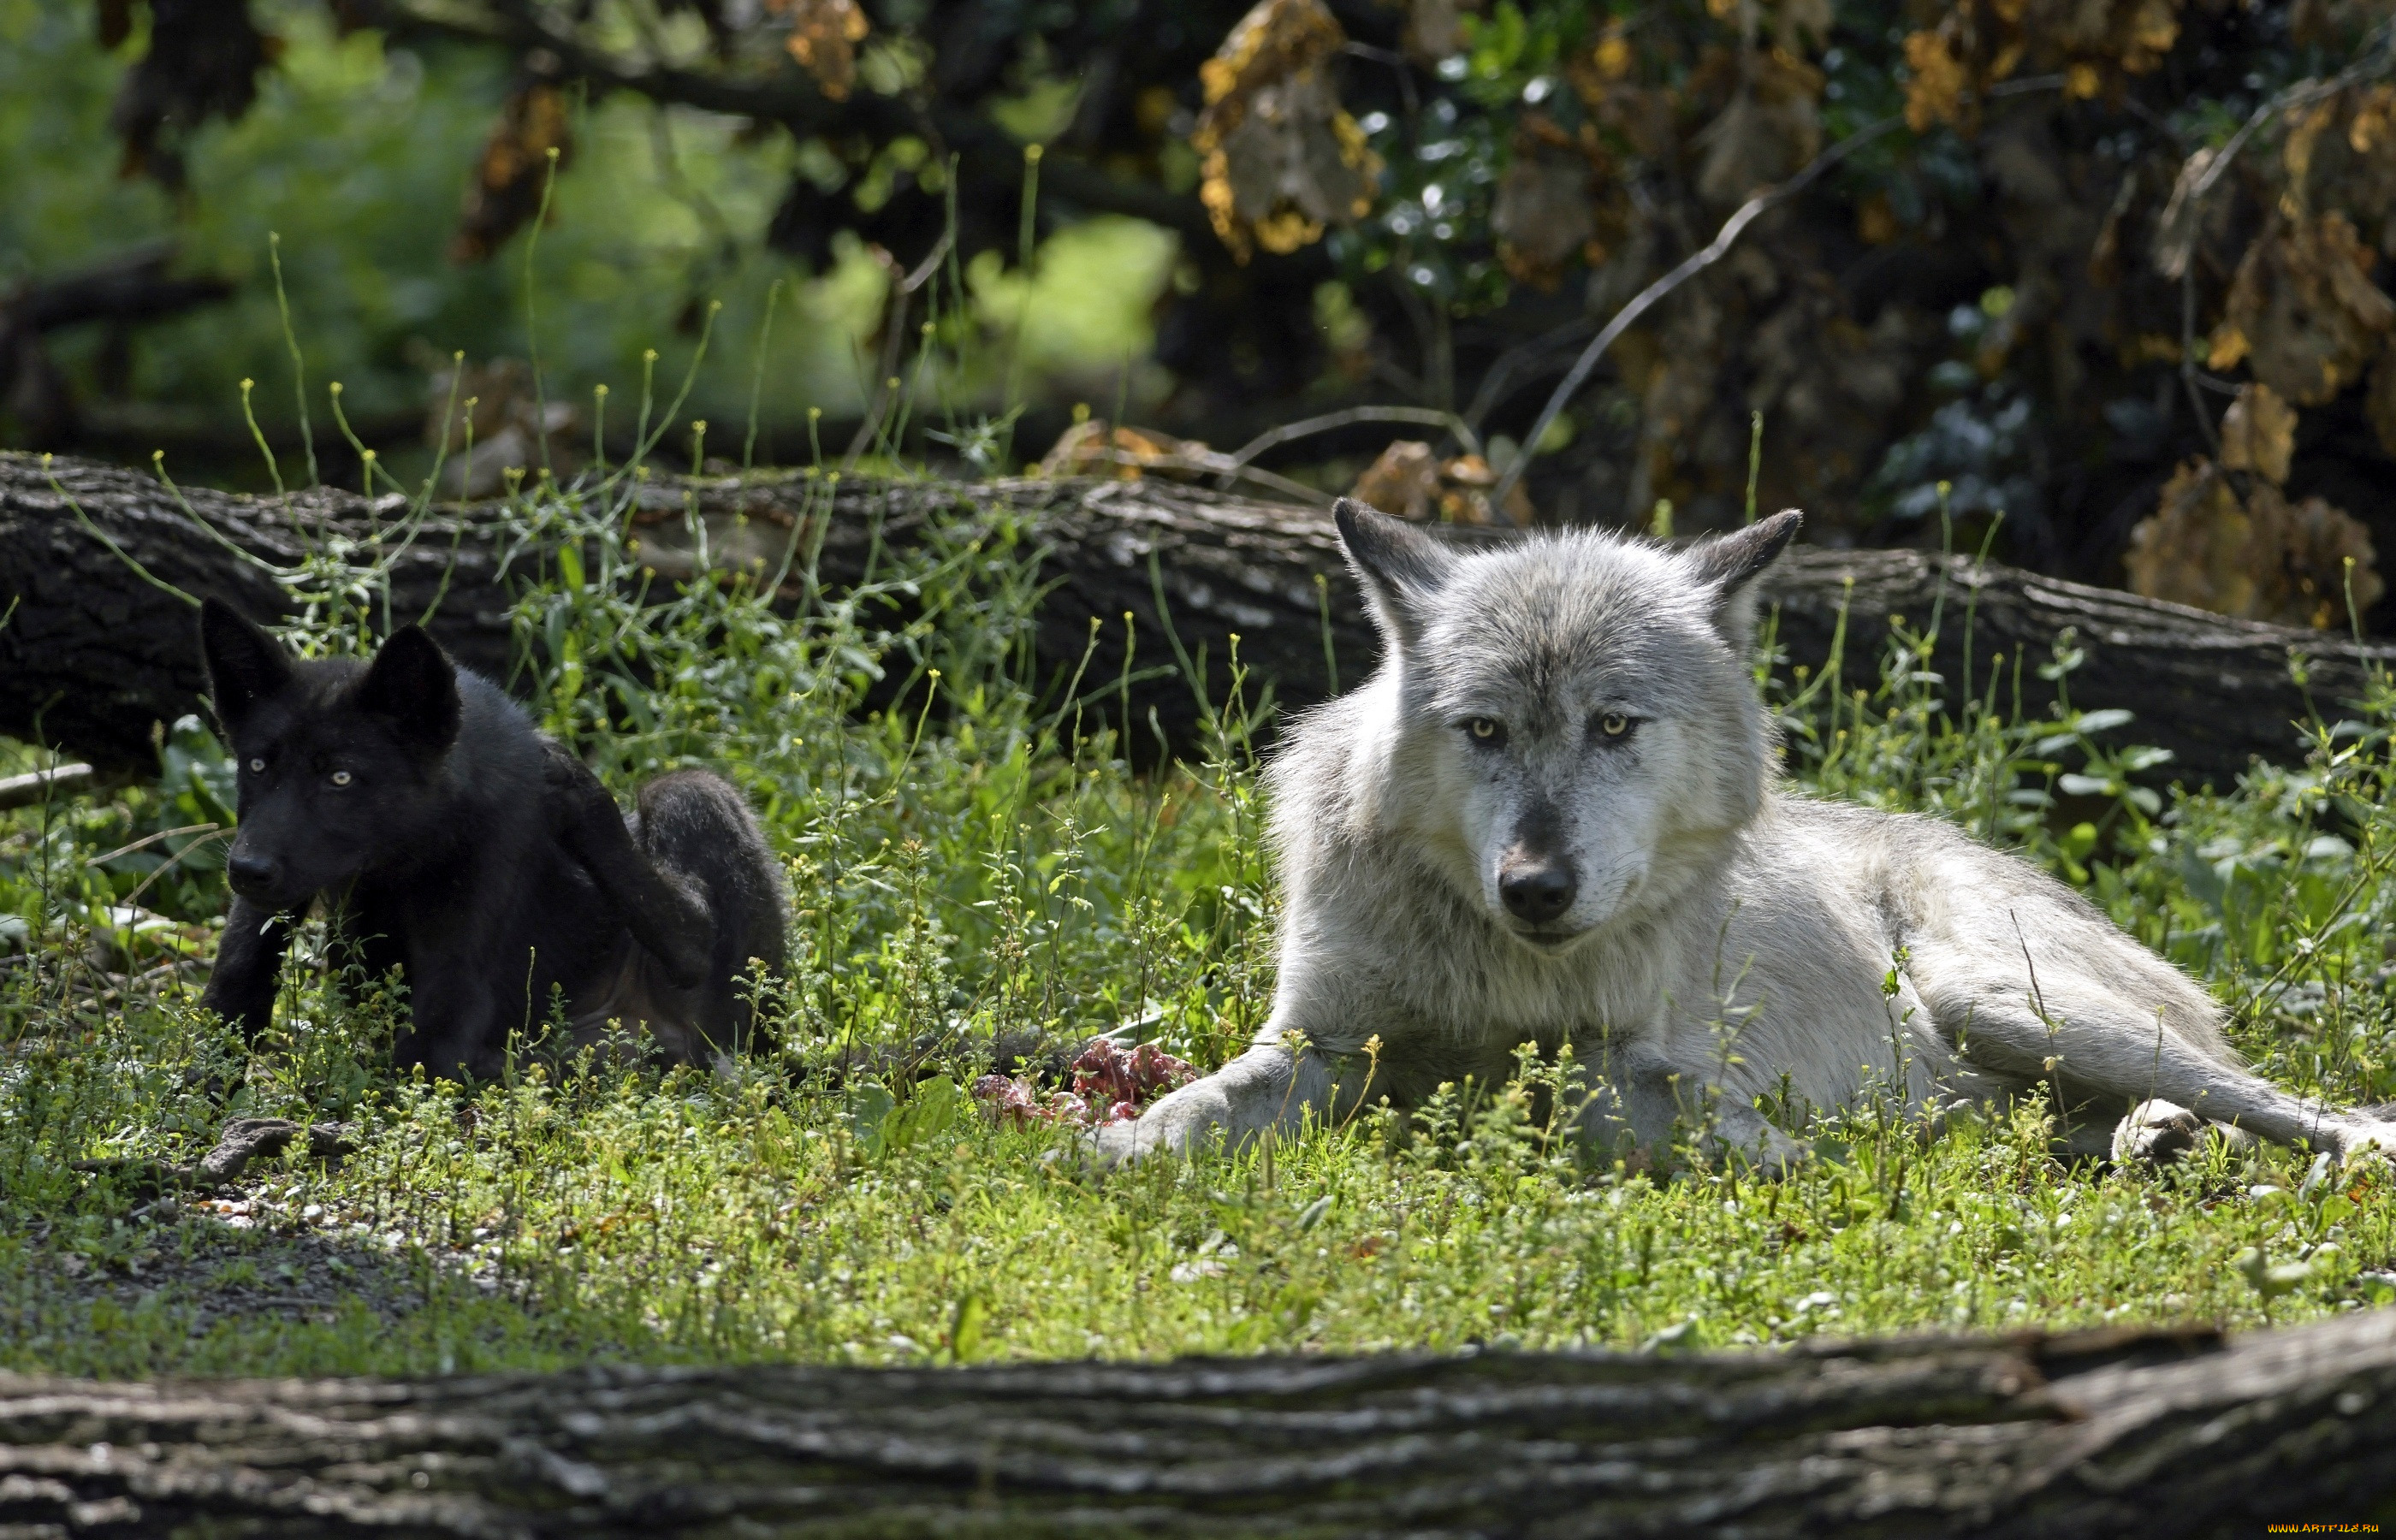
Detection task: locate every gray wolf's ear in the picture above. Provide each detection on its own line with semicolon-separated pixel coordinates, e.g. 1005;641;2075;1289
199;596;294;732
1685;509;1801;649
356;625;462;752
1335;497;1457;648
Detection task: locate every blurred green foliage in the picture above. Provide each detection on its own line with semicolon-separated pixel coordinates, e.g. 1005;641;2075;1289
0;0;1179;485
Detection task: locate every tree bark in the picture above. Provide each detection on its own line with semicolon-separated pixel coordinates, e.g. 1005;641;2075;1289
5;450;2389;785
0;1311;2391;1537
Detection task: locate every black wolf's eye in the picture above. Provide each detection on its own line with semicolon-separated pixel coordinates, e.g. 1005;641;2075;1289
1465;717;1503;744
1598;713;1630;737
246;758;265;773
329;770;353;787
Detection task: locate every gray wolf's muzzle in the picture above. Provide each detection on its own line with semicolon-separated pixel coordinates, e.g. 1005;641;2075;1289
1498;850;1577;930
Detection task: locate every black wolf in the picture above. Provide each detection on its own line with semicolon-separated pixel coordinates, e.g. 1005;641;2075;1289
196;598;786;1079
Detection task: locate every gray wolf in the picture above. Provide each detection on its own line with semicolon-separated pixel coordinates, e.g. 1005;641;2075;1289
197;598;786;1079
1096;500;2396;1170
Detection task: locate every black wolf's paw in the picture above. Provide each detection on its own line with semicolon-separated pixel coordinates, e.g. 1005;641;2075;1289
541;743;620;823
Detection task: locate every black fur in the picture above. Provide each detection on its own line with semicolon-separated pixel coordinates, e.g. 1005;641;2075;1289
197;599;786;1079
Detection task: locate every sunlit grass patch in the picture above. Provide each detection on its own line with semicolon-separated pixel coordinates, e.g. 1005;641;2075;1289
6;459;2396;1379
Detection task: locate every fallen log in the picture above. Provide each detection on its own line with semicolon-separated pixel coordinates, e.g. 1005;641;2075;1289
0;1311;2390;1537
4;450;2390;784
0;762;95;812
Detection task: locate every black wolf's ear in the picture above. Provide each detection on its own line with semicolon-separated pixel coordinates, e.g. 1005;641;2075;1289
355;625;461;752
1686;508;1801;649
1335;497;1458;649
199;596;294;731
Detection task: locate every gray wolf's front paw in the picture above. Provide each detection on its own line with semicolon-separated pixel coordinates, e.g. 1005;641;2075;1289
1087;1082;1228;1167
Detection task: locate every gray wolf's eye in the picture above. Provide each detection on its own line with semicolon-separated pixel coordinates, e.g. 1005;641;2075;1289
1466;717;1503;743
1599;713;1630;737
329;770;353;787
247;758;265;773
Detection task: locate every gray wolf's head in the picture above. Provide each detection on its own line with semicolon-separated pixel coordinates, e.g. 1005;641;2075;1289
1334;499;1799;953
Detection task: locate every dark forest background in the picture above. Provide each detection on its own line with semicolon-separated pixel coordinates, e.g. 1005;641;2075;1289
7;0;2396;631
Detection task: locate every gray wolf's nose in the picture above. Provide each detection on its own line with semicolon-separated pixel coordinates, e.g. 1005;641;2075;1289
226;853;279;895
1499;862;1576;924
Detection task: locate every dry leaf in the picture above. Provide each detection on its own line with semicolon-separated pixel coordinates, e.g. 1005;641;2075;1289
2280;84;2396;252
768;0;870;101
1494;117;1616;287
104;0;276;185
1901;0;2183;138
1592;24;1634;82
1349;441;1533;525
1695;47;1824;206
424;357;581;498
2045;0;2181;76
1567;25;1681;160
450;84;572;264
1776;0;1834;52
2218;211;2395;405
1194;0;1381;262
2216;382;2297;484
1495;154;1598;285
1352;440;1443;520
1857;193;1900;245
2125;459;2381;628
1747;284;1927;500
1402;0;1475;63
1903;28;1973;133
1435;453;1535;526
2292;0;2394;47
1036;420;1207;480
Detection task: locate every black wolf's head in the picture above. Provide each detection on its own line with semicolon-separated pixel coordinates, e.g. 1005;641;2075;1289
200;599;464;913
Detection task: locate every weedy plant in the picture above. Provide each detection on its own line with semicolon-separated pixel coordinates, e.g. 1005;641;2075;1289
7;352;2396;1378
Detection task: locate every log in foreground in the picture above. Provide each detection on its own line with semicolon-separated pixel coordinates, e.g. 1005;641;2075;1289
1;1312;2392;1537
4;451;2390;785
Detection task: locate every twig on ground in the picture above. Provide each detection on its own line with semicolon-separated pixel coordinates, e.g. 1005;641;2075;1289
1071;446;1334;506
1217;406;1484;486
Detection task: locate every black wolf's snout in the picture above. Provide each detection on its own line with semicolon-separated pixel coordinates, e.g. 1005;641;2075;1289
225;852;282;901
1498;859;1577;925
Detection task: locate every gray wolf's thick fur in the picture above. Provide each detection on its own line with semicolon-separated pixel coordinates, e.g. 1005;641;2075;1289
1095;501;2396;1170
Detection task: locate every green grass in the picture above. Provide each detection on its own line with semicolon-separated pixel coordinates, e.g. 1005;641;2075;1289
6;464;2396;1381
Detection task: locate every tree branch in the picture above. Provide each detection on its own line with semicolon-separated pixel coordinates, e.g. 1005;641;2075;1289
1490;78;2068;514
358;0;1219;243
1490;113;1908;514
